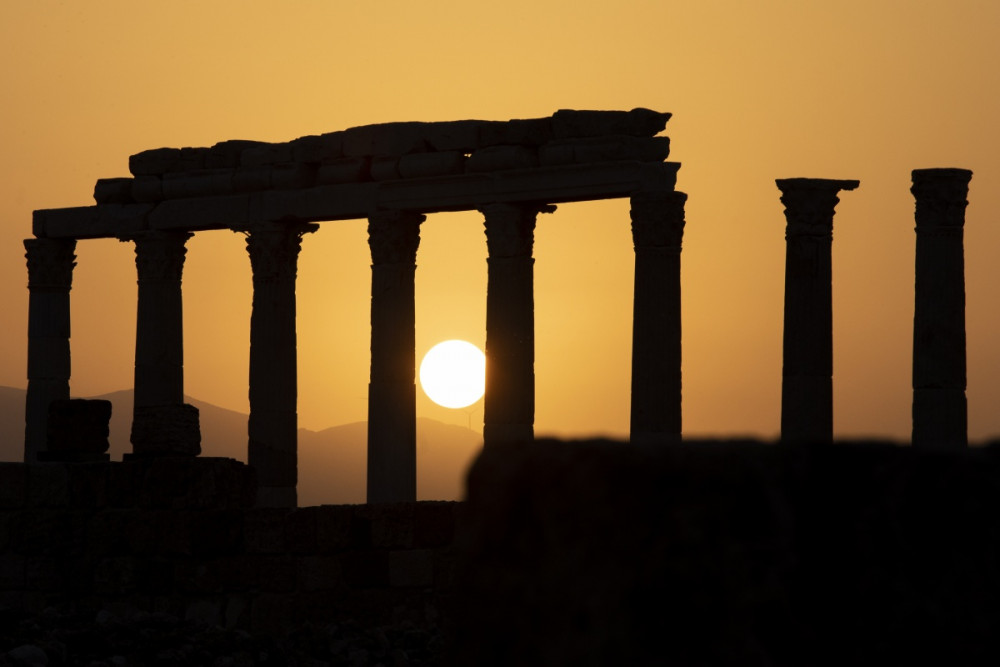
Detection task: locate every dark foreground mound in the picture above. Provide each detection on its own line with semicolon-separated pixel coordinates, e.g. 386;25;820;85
454;439;1000;666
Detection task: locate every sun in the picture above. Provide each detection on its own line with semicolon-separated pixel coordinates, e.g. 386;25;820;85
419;340;486;409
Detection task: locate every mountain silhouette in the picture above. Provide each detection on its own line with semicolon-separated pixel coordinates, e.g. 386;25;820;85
0;387;481;504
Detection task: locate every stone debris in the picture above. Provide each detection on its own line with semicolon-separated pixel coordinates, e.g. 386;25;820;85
98;109;671;205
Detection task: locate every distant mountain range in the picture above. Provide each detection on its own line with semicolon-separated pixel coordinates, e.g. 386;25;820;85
0;386;483;505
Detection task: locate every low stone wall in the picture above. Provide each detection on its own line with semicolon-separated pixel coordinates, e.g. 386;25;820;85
454;438;1000;666
0;458;458;640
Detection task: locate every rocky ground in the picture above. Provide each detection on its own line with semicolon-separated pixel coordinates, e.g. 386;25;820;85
0;606;446;667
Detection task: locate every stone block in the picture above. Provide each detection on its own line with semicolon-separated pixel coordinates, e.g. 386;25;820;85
27;464;69;507
501;118;554;146
24;556;62;591
343;121;428;157
174;559;223;594
161;169;235;199
191;510;243;556
244;508;291;553
414;501;458;548
46;399;111;458
135;557;176;595
93;556;138;595
340;550;389;588
131;175;164;203
243;556;297;593
232;166;272;192
398;151;465;179
316;157;370;184
241;143;293;167
367;503;415;549
249;593;296;634
0;512;10;552
284;506;320;553
130;147;182;176
465;145;538;172
297;555;344;592
291;133;343;163
370;156;401;181
178;147;210;171
87;509;136;556
0;465;26;508
11;509;85;555
130;403;201;458
106;463;138;508
538;135;670;166
94;177;134;204
184;597;224;626
150;193;251;231
423;120;482;152
388;549;434;588
207;140;269;169
270;162;317;189
316;505;354;553
551;107;671;139
66;463;110;508
135;457;254;511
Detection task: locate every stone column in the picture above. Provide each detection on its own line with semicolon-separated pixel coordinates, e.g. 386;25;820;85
480;203;554;448
367;210;424;503
122;231;201;457
776;178;859;443
24;238;77;462
240;221;317;507
629;191;687;444
911;168;973;449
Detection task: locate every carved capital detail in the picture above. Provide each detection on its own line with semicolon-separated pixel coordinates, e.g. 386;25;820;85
480;203;554;258
776;178;859;240
120;231;193;284
240;222;318;282
912;168;972;231
630;191;687;249
24;238;77;290
368;210;424;265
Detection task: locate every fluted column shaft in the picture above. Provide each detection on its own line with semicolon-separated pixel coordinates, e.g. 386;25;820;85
481;203;552;448
367;211;424;503
242;221;317;507
911;168;972;449
24;238;77;462
629;191;687;443
777;178;859;443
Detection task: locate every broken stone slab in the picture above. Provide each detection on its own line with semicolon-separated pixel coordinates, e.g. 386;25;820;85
241;143;293;167
538;135;671;166
342;122;430;157
232;166;272;193
149;193;250;231
422;120;482;152
398;151;466;179
33;204;152;239
270;163;317;190
128;147;210;176
94;178;135;205
465;146;538;172
206;140;270;169
290;133;344;163
162;169;235;200
131;176;164;203
370;156;401;181
129;403;201;457
316;157;370;185
552;108;671;140
42;398;112;461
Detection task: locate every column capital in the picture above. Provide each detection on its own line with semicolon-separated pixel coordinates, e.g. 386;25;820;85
776;178;859;239
911;168;973;231
480;202;555;258
630;190;687;249
367;210;424;265
24;238;77;290
237;221;318;282
120;230;193;283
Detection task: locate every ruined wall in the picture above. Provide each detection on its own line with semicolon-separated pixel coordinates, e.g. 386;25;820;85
0;458;458;637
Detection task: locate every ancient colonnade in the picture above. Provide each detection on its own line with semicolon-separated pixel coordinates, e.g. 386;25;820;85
24;108;975;507
25;109;684;506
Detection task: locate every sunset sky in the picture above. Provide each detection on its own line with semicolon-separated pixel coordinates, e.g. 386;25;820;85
2;0;1000;444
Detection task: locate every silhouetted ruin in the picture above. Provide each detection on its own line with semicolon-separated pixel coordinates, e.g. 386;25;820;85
12;110;989;664
25;108;683;505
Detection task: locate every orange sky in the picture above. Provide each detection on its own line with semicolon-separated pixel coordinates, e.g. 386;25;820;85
2;0;1000;442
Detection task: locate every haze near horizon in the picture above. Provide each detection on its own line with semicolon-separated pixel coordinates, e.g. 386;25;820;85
2;1;1000;441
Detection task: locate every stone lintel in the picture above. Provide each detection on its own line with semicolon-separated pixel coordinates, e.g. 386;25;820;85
776;178;860;193
33;161;680;239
